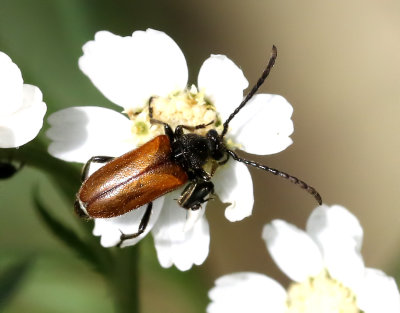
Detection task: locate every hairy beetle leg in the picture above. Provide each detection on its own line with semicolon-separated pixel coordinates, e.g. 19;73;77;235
81;156;114;182
175;121;214;134
189;196;214;211
117;202;153;248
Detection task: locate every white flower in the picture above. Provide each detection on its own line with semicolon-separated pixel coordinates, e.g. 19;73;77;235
47;29;293;271
0;52;46;148
208;204;400;313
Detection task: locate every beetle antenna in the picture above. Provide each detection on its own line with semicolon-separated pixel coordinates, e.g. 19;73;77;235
221;45;278;138
226;149;322;205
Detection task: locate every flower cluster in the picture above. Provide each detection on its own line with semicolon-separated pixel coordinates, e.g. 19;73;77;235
46;29;294;271
0;52;46;148
3;25;398;312
207;205;400;313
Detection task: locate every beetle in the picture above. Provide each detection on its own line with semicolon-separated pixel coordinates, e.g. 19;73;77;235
74;46;322;246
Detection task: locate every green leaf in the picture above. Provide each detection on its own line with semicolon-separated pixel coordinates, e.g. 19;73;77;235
34;192;143;313
0;257;33;311
33;191;109;274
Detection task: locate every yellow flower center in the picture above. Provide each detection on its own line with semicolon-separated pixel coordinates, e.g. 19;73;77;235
124;85;222;147
285;270;360;313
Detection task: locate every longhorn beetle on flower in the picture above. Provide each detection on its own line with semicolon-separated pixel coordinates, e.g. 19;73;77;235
74;46;322;247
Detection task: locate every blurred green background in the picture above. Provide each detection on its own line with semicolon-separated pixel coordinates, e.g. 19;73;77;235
1;0;400;312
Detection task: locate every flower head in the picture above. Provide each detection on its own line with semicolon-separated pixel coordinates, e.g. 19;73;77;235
208;204;400;312
47;29;294;271
0;52;46;148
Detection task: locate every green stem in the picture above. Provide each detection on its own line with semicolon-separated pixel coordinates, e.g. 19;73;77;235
2;141;141;312
109;245;140;313
0;140;80;200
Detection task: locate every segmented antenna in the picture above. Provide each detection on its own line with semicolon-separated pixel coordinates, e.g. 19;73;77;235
226;149;322;205
221;45;278;138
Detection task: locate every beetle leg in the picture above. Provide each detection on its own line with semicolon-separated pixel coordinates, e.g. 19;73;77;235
149;118;175;142
148;96;156;118
81;156;114;181
178;180;214;210
190;196;215;211
148;97;175;140
175;120;214;133
194;168;212;181
182;185;215;231
217;153;230;166
208;160;220;177
117;202;153;248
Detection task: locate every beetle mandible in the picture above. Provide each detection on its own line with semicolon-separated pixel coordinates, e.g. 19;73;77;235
74;46;322;246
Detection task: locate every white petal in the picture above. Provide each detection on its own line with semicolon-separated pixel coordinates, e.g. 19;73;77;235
322;245;365;291
92;197;164;248
0;53;46;148
79;29;188;110
213;161;254;222
306;204;365;289
198;55;248;121
262;219;323;282
152;191;210;271
0;84;46;148
47;106;134;163
307;204;364;253
0;51;23;116
229;94;293;155
184;205;206;232
356;268;400;313
207;272;286;313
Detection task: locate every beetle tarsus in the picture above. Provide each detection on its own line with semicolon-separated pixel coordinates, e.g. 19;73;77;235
175;120;214;134
116;202;153;248
148;96;156;118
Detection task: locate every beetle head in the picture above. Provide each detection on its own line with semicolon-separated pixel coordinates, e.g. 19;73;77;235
206;129;225;161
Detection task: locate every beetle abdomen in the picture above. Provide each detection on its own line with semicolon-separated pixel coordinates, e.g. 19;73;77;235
79;135;188;218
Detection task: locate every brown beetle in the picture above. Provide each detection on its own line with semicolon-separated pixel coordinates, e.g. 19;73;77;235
77;135;188;218
75;46;322;246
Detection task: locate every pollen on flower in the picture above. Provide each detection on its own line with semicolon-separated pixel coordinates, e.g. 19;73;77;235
134;121;149;135
285;269;360;313
125;85;224;147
